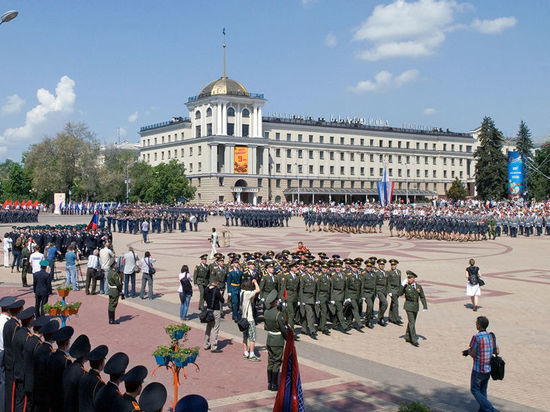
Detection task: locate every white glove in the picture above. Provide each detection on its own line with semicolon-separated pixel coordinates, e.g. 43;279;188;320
315;301;320;305
330;301;335;304
388;293;392;297
260;298;265;303
361;297;365;301
282;301;287;307
401;279;408;286
344;298;351;303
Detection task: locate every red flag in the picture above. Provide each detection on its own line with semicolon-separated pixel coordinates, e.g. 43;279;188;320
32;200;39;207
2;200;7;209
14;200;19;207
7;200;12;206
26;200;32;206
86;211;99;231
273;327;305;412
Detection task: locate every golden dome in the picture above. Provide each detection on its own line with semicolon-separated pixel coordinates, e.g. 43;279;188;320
198;77;250;99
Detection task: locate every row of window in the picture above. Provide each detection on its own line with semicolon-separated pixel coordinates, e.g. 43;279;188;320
195;123;249;138
142;146;202;162
195;107;250;119
266;132;472;152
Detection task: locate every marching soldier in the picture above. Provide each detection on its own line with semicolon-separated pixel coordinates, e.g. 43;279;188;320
193;254;209;309
298;263;318;339
387;259;403;325
374;258;389;326
316;263;332;335
344;263;363;332
260;263;279;307
329;262;348;333
280;262;300;339
398;271;428;347
360;261;377;329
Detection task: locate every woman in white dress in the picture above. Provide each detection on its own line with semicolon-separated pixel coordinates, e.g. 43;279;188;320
3;233;12;267
466;258;482;311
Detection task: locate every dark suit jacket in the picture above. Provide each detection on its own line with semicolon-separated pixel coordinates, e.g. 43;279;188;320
62;361;86;412
78;369;105;412
94;381;122;412
23;335;41;393
47;349;72;412
12;325;31;382
33;269;51;296
33;341;54;407
2;318;20;377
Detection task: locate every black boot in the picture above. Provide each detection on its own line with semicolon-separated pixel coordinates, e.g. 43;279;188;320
271;371;279;392
267;370;273;391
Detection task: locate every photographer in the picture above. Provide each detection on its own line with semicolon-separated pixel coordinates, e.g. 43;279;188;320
140;251;156;300
203;277;224;353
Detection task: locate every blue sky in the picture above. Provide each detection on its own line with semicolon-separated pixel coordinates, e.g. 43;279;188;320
1;0;548;161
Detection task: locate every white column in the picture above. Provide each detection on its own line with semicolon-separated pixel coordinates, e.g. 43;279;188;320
210;144;218;173
222;103;227;135
217;104;222;135
263;147;269;175
257;107;263;137
230;145;235;174
252;193;257;205
248;146;257;175
224;145;231;174
236;104;241;137
251;106;256;137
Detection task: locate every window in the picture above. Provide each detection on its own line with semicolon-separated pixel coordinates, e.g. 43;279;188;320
330;152;335;160
459;145;463;152
330;180;335;188
286;149;291;158
330;166;334;175
379;139;383;147
319;135;324;143
286;133;291;142
198;146;202;155
466;145;472;152
451;158;455;166
433;143;436;150
286;164;291;173
340;181;345;188
198;162;202;172
161;151;164;160
443;158;447;166
227;123;234;136
379;154;383;162
389;168;393;176
360;138;364;146
195;110;201;119
360;167;365;175
320;180;324;188
433;157;436;165
451;171;455;178
425;170;428;177
287;179;292;187
407;169;410;177
218;177;224;186
276;132;280;140
181;132;184;140
451;144;455;151
298;134;303;142
309;150;313;160
189;163;193;172
370;154;374;162
361;181;365;189
424;143;428;150
350;181;355;188
398;155;402;163
207;123;212;136
398;141;402;148
416;156;420;164
242;124;249;137
276;148;281;157
350;153;355;161
264;131;269;139
227;107;235;116
388;155;392;162
360;153;365;161
406;156;410;164
416;142;420;150
330;136;334;144
425;157;428;165
276;179;281;188
433;170;437;178
206;107;212;117
147;153;150;161
181;148;184;157
276;164;281;173
309;134;313;143
320;165;324;174
162;136;165;144
340;153;345;161
258;178;263;187
350;138;355;145
340;137;345;145
350;167;355;175
443;144;447;151
406;142;410;149
398;169;402;177
379;168;383;176
190;147;193;156
320;151;324;159
298;165;303;174
443;170;447;178
195;126;201;137
309;165;313;174
242;108;250;117
298;150;303;159
460;171;463;178
388;141;392;148
416;170;420;178
459;159;463;166
309;180;314;188
168;135;171;142
370;167;374;176
370;139;374;146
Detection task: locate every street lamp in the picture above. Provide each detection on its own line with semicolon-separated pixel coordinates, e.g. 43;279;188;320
1;10;18;25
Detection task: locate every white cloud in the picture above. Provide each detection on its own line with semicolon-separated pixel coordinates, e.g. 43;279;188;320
353;0;459;60
1;94;25;116
349;69;419;93
128;111;138;123
0;76;76;145
471;17;517;34
423;107;437;115
324;32;337;48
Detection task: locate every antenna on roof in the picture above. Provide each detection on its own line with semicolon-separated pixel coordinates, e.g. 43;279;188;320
222;27;227;79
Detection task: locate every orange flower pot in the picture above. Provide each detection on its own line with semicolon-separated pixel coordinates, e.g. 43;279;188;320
57;289;70;298
49;308;59;316
68;308;76;315
62;308;70;317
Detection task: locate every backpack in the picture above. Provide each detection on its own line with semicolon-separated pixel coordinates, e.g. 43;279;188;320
489;332;505;380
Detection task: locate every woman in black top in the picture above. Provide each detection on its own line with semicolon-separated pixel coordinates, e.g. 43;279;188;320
466;258;482;311
203;278;225;353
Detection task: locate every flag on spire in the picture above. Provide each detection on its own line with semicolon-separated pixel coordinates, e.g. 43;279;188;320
377;167;394;206
273;327;305;412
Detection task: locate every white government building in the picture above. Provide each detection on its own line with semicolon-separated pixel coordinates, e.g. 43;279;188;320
139;63;481;204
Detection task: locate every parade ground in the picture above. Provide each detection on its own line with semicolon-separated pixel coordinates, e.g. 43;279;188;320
1;213;548;411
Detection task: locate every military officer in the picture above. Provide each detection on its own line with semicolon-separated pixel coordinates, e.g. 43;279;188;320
78;344;109;412
138;382;168;412
226;258;243;321
115;365;148;412
360;261;377;329
3;298;24;412
260;262;279;307
62;334;91;412
344;262;363;332
22;316;48;411
387;259;403;325
299;263;318;339
316;263;332;335
374;258;389;326
193;254;210;309
280;262;300;338
329;262;348;333
47;326;74;412
264;290;287;392
107;261;123;325
94;352;129;412
12;306;35;411
32;320;60;412
398;271;428;347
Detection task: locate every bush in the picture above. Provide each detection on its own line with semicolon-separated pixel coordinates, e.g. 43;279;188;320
398;400;431;412
152;345;172;357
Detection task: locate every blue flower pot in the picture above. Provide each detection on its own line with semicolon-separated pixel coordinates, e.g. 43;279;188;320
188;353;198;363
174;359;184;367
154;355;166;366
172;330;184;340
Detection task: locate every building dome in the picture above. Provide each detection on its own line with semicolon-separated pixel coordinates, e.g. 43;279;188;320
198;77;250;99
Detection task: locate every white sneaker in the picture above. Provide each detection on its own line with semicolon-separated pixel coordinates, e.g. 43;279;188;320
243;351;249;358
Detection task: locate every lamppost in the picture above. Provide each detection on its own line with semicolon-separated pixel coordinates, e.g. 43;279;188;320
1;10;18;25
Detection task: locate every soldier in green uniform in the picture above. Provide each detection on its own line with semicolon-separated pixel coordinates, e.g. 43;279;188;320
280;262;300;339
299;263;318;339
398;270;428;347
374;258;389;326
344;262;363;332
260;262;279;305
193;254;209;309
360;261;377;329
264;290;287;392
107;260;123;324
387;259;403;325
316;263;332;335
329;261;348;333
209;255;227;315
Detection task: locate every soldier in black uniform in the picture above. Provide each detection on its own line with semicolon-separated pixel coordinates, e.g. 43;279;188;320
3;298;24;412
115;365;148;411
78;344;109;412
62;334;91;412
32;320;60;412
94;352;129;412
47;326;74;412
12;306;35;411
22;316;48;412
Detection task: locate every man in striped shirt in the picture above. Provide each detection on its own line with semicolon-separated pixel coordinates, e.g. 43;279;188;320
464;316;499;412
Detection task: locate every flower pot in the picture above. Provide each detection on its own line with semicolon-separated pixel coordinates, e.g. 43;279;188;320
49;308;59;316
154;355;167;366
170;330;185;341
62;308;70;317
188;353;198;363
68;308;76;315
174;359;184;368
57;289;70;298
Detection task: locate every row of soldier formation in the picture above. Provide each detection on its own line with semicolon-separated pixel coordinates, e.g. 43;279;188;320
0;296;171;412
0;209;39;224
193;250;415;339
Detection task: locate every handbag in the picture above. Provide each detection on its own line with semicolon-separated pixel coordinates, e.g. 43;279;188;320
478;278;486;287
200;287;216;323
146;257;156;275
489;332;505;380
236;291;250;332
132;251;141;273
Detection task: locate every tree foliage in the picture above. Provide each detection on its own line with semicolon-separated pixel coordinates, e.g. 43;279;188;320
134;160;196;204
514;120;534;197
531;142;550;201
1;162;33;201
474;117;508;200
446;178;469;201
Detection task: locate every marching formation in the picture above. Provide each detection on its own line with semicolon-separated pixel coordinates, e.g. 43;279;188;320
0;210;39;224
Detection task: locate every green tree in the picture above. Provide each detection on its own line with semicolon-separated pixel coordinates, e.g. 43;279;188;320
1;163;33;201
514;120;534;197
474;117;508;200
139;160;195;204
446;178;469;201
531;142;550;200
97;146;140;201
24;122;101;202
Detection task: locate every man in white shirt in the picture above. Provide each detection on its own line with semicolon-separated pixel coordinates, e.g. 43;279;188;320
123;247;139;298
209;228;219;260
141;220;149;243
99;243;115;295
29;247;44;274
86;248;101;295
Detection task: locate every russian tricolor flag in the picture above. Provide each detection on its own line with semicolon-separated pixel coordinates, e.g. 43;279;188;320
377;167;394;206
273;327;305;412
86;210;99;231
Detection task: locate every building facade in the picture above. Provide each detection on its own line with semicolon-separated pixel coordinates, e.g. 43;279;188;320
139;74;478;204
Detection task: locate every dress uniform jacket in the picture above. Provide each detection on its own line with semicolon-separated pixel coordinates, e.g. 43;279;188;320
260;273;279;301
94;380;122;412
32;341;54;411
114;393;141;411
78;369;105;412
47;349;73;412
62;360;87;412
12;326;32;411
399;283;428;312
387;269;402;295
3;317;20;412
23;334;41;396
